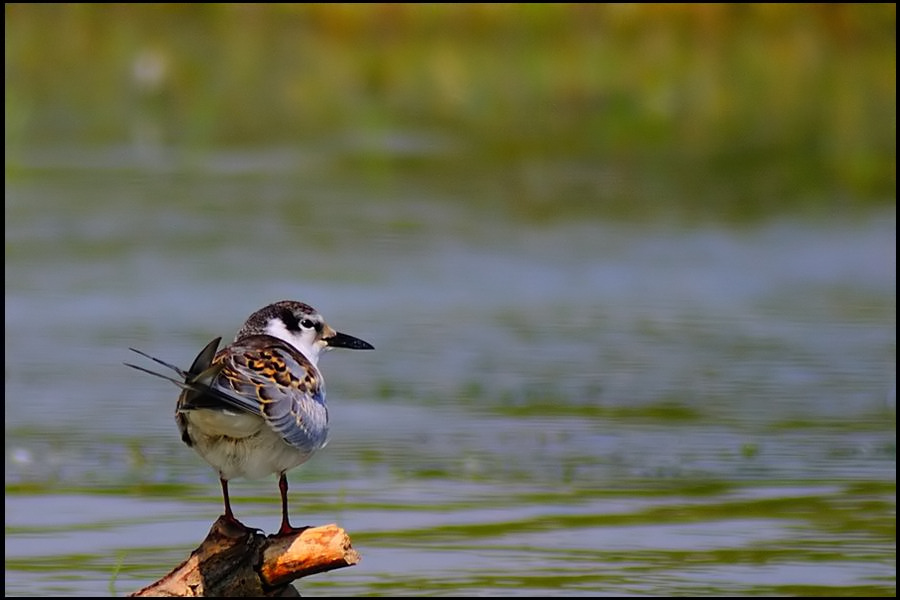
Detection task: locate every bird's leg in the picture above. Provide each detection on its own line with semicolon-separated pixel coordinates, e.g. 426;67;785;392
221;477;237;522
219;477;260;534
276;472;307;536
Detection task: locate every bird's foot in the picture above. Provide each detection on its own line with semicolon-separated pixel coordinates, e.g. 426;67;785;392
270;522;310;538
220;513;264;536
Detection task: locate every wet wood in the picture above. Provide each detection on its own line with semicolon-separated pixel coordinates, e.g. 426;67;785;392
129;518;360;597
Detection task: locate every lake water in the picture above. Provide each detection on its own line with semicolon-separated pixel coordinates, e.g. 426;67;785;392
4;146;896;596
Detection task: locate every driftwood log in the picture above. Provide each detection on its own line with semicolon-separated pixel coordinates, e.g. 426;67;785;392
130;517;360;597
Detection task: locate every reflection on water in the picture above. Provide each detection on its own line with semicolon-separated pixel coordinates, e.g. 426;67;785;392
4;156;895;596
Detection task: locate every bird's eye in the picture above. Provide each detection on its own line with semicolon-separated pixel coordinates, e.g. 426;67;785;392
300;319;315;329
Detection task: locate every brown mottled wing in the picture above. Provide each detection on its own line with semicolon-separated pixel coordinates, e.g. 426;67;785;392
205;335;327;449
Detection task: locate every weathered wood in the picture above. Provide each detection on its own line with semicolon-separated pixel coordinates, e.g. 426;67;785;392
130;518;360;597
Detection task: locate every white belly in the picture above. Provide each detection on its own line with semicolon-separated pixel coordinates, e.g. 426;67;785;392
183;409;322;480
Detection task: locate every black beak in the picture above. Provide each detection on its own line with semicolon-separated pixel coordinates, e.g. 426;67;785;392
326;331;374;350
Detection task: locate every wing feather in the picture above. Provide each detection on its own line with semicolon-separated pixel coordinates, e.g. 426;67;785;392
126;335;328;451
212;336;328;450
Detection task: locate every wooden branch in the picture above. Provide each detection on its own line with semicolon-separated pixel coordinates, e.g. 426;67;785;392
130;517;360;597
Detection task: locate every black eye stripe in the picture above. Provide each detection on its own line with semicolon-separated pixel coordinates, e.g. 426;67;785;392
281;310;321;333
280;309;301;332
298;317;323;332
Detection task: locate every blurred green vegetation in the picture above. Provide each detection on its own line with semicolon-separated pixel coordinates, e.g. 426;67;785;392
4;4;896;221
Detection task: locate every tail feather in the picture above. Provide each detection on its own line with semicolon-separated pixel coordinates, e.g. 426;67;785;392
127;347;188;379
123;362;193;389
126;337;229;411
188;337;222;375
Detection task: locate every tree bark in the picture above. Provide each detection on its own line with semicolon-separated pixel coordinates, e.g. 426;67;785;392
129;517;360;597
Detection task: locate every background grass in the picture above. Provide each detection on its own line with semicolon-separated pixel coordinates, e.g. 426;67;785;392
5;4;896;221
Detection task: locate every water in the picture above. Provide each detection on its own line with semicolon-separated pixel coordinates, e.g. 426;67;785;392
4;148;896;596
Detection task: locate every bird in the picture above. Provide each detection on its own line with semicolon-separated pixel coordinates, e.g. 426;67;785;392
125;300;374;535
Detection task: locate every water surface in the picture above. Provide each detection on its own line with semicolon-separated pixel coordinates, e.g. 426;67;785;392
5;148;895;595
